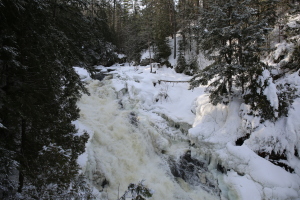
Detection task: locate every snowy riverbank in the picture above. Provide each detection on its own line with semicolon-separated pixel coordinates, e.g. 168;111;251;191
75;64;300;200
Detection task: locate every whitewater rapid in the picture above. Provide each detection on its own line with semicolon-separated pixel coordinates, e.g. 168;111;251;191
77;79;219;200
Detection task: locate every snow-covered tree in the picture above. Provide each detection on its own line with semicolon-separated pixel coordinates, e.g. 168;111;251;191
119;181;153;200
0;0;99;198
190;0;280;120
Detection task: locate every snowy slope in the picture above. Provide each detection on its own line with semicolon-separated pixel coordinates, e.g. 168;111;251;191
188;11;300;200
75;61;300;199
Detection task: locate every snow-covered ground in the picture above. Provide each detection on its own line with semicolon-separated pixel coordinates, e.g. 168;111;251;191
74;63;300;199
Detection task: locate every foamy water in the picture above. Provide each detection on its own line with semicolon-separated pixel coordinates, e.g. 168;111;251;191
77;79;219;200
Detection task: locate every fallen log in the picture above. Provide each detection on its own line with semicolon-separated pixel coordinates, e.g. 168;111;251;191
158;79;191;84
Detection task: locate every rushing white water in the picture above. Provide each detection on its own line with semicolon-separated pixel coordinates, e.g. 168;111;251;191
77;79;219;200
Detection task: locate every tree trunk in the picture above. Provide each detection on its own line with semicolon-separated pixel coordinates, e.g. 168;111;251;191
182;32;186;53
53;0;57;19
189;21;192;52
203;0;208;9
148;38;152;73
92;0;94;17
113;0;116;30
17;119;26;193
173;0;176;59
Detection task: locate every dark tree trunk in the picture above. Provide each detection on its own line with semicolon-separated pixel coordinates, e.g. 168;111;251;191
173;0;176;59
17;119;26;193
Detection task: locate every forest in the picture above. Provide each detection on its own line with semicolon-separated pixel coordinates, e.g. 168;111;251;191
1;0;300;199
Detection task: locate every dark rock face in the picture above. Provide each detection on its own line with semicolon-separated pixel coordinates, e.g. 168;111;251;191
140;59;151;66
235;133;250;146
169;150;220;195
129;112;138;127
101;179;109;188
92;70;115;81
92;73;106;81
92;171;108;191
258;150;295;173
236;135;295;173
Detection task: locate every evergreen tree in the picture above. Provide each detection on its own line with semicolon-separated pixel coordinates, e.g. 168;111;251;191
177;0;201;52
140;0;173;62
279;2;300;74
118;7;148;63
190;0;279;120
119;181;153;200
0;0;99;198
106;0;176;63
175;40;198;75
175;44;188;73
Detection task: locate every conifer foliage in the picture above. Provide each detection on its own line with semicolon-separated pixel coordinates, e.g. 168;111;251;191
0;0;109;198
119;181;153;200
190;0;280;120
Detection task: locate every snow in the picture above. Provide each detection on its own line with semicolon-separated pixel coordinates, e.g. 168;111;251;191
75;68;217;200
189;86;300;199
223;144;300;199
223;171;262;200
74;63;300;200
189;96;243;147
73;120;94;171
0;123;5;129
287;14;300;28
73;66;91;82
141;49;152;60
74;24;300;198
260;69;279;111
117;54;126;59
94;65;107;72
189;90;300;199
111;65;203;125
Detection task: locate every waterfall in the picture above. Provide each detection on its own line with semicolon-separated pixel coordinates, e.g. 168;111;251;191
77;79;219;200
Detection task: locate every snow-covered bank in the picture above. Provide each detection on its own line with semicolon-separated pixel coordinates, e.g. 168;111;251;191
189;92;300;199
75;64;300;200
112;65;203;125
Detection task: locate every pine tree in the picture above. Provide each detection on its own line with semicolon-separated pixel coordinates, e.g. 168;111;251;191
175;40;198;75
175;45;188;73
0;0;97;198
177;0;201;53
119;181;153;200
190;0;279;120
140;0;173;62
